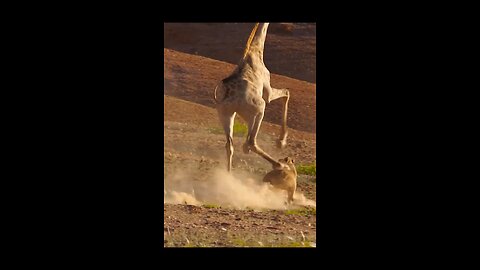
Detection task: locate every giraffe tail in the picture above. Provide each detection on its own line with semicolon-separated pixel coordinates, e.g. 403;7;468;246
213;84;219;104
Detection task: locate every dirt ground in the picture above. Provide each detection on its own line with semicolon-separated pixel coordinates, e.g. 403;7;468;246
164;23;316;247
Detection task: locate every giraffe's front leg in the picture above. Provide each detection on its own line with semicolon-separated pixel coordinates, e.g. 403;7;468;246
245;108;286;170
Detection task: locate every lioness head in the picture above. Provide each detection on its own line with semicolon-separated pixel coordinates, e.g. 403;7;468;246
278;157;295;164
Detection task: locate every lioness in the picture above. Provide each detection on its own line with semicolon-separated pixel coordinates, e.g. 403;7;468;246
263;157;297;204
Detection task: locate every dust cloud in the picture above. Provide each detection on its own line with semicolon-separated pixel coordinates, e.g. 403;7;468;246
164;167;316;210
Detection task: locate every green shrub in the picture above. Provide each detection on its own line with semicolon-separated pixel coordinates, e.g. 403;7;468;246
285;208;316;216
208;121;248;137
232;122;248;137
296;163;316;176
203;204;221;209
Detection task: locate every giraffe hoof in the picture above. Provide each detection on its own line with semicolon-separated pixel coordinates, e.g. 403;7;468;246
276;139;287;149
242;143;251;154
273;162;286;170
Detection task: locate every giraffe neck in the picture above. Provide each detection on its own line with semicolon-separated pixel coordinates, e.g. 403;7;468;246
242;23;269;61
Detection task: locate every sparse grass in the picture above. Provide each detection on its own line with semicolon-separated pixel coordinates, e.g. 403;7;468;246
232;122;248;137
285;208;316;216
169;240;315;248
275;242;313;248
231;238;314;248
232;238;250;246
165;232;316;248
203;203;221;209
296;163;316;176
208;121;248;137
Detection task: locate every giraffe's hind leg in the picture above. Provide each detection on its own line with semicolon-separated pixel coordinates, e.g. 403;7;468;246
217;109;236;172
267;88;290;149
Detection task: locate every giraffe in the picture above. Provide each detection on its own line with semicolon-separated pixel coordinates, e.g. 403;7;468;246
213;22;290;172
